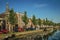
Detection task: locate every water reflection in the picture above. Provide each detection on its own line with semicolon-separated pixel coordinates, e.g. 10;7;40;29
48;30;60;40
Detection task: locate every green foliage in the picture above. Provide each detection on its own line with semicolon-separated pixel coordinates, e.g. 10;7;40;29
45;18;54;26
43;19;46;25
45;18;49;25
48;21;54;26
32;15;37;25
22;11;28;25
56;23;60;26
9;9;17;25
37;18;41;26
43;18;54;26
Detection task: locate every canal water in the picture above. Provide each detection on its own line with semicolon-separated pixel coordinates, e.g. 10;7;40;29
48;30;60;40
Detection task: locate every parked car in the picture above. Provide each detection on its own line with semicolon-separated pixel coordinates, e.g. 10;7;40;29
18;27;24;32
26;27;35;31
1;29;8;34
0;31;2;34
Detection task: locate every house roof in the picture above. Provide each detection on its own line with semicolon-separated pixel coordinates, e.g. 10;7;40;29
0;13;6;18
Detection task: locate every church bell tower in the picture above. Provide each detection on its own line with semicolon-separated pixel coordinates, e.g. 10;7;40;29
6;2;10;14
5;2;11;32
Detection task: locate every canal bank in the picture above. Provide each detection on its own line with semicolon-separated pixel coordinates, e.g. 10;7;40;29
2;28;58;40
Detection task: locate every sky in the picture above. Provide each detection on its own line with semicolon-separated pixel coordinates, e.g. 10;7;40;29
0;0;60;23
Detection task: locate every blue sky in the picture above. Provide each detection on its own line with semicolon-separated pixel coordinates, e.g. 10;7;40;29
0;0;60;23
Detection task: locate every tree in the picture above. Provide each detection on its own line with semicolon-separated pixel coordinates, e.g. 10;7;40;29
37;18;41;26
9;9;17;32
22;11;28;27
32;15;37;25
48;21;54;26
45;18;54;26
43;19;46;25
45;18;49;25
56;23;60;26
45;18;51;25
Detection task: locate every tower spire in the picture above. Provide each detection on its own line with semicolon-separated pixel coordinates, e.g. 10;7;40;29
6;2;9;12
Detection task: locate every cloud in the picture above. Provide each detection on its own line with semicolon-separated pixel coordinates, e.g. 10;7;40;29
34;4;48;8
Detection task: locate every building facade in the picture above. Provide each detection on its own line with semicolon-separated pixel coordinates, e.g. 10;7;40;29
0;3;25;32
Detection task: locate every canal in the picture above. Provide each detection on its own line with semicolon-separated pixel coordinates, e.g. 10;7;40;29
3;30;60;40
48;30;60;40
